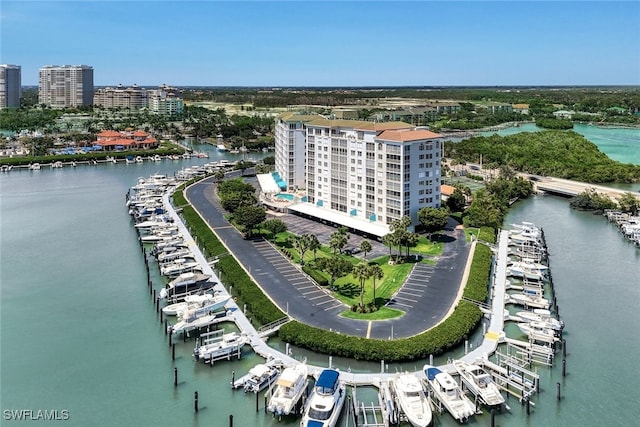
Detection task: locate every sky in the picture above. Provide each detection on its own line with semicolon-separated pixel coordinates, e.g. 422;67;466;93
1;1;639;87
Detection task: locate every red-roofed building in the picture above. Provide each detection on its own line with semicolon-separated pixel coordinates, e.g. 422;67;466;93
95;130;159;151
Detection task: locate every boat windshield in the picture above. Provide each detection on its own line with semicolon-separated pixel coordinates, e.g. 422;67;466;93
308;408;331;420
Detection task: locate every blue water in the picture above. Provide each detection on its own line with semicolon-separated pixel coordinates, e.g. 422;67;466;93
1;130;639;426
275;193;294;201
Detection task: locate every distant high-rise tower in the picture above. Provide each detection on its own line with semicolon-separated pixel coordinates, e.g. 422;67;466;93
38;65;93;108
0;64;22;108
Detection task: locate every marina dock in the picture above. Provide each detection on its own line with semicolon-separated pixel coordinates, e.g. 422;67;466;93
130;170;566;424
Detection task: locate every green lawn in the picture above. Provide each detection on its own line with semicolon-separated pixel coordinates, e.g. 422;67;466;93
341;306;404;320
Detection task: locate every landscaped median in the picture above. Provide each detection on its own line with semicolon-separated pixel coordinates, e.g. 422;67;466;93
172;180;494;362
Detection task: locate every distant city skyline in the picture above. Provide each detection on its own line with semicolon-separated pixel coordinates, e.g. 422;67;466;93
2;1;639;87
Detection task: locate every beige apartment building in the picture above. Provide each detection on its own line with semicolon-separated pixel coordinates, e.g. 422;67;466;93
38;65;94;108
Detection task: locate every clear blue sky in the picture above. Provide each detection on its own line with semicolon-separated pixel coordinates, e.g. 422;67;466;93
2;1;639;87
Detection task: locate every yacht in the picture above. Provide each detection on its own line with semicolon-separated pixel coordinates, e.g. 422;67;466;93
156;248;193;263
161;292;229;316
159;272;215;302
241;363;281;394
267;363;309;417
171;301;228;335
506;260;548;282
517;321;561;344
506;292;551;309
423;365;475;423
194;330;248;364
160;258;201;277
513;308;564;332
452;360;505;409
217;144;228;151
390;372;432;427
300;369;346;427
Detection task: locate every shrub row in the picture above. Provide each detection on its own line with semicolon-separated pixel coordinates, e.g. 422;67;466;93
217;256;285;326
0;147;185;166
462;244;492;302
478;226;497;244
279;301;481;362
302;266;329;286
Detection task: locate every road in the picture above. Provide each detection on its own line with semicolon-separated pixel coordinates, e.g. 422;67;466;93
185;174;472;339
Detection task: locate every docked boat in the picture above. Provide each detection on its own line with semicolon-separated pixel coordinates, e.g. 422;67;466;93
28;163;41;170
194;330;248;363
506;292;551;309
171;300;229;334
452;360;505;409
157;248;193;263
514;308;564;332
423;365;475;423
267;363;309;417
390;372;432;427
241;363;281;394
159;272;215;302
160;258;201;277
300;369;346;427
161;292;229;316
217;144;228;151
506;260;548;282
517;321;560;344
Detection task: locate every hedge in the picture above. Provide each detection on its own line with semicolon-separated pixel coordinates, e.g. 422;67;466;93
302;266;329;286
278;243;492;361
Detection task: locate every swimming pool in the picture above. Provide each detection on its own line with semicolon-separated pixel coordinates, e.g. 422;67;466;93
275;193;294;201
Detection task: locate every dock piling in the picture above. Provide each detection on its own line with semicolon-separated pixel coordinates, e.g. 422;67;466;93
491;409;495;427
556;382;561;400
562;358;566;377
255;389;259;412
229;415;233;427
173;367;177;387
525;397;530;415
562;339;567;358
231;371;235;387
194;391;199;412
172;343;175;361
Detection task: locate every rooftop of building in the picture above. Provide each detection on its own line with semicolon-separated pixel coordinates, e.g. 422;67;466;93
306;118;413;131
376;128;442;141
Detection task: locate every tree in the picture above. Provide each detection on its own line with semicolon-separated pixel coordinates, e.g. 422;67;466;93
254;163;271;174
316;256;353;289
308;234;321;260
381;233;396;258
463;189;505;228
213;169;225;185
403;232;420;258
418;207;450;236
329;226;349;255
618;192;639;215
260;218;287;239
352;262;372;310
235;160;250;176
359;240;372;260
233;205;266;238
293;233;314;265
369;264;384;306
446;187;467;212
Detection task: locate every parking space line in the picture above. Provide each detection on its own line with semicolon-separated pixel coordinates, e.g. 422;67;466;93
394;295;418;303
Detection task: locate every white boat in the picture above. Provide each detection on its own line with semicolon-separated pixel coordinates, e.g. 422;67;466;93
241;363;281;394
50;161;63;168
507;292;551;309
160;258;201;277
424;365;475;423
217;144;228;151
267;363;309;417
194;330;248;363
452;360;505;409
28;163;41;170
157;248;193;263
390;372;432;427
514;309;564;331
135;155;144;163
506;260;548;281
300;369;346;427
160;272;215;301
517;321;560;344
162;292;229;316
171;300;229;334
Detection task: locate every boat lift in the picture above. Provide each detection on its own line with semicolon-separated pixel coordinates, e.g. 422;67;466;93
349;385;390;427
478;352;540;402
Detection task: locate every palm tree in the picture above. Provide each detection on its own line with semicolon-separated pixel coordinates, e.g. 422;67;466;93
369;264;384;306
308;234;321;260
359;240;372;260
329;227;349;255
293;233;314;265
352;262;372;310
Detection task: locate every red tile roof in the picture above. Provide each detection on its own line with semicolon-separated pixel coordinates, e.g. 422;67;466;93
377;129;442;142
97;130;121;137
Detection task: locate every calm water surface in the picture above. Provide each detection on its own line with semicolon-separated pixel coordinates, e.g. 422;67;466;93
1;135;639;426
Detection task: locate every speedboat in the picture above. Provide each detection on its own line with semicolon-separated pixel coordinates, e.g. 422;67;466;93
506;260;548;282
194;330;248;363
424;365;475;423
242;363;281;394
267;363;309;417
506;292;550;309
217;144;228;151
517;321;560;344
160;272;215;302
162;292;229;316
390;372;432;427
160;258;202;277
514;309;564;332
157;248;193;263
171;300;228;335
452;360;505;409
300;369;346;427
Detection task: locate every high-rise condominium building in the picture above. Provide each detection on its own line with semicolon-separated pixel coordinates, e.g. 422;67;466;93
0;64;21;108
147;89;183;116
38;65;94;108
94;84;148;110
274;115;443;236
